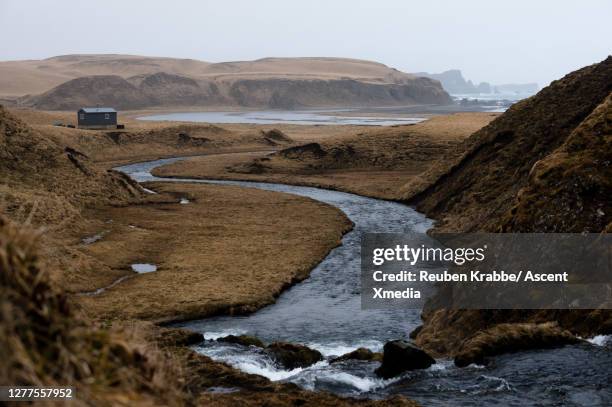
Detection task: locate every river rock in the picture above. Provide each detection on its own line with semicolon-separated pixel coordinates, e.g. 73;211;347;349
266;342;323;369
409;325;423;340
330;347;383;363
217;334;265;348
375;340;435;378
157;327;204;347
454;322;581;367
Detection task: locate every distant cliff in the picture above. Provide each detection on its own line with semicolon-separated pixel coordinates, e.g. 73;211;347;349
415;69;538;95
414;70;492;94
3;54;452;110
21;74;451;111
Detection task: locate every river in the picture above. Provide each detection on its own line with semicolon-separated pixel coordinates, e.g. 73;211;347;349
116;156;612;407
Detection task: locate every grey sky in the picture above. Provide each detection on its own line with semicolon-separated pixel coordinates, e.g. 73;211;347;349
1;0;610;86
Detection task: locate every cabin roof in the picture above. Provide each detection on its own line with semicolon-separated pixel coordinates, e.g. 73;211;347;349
79;107;116;113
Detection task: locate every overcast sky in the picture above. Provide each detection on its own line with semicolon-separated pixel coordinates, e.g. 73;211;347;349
1;0;610;86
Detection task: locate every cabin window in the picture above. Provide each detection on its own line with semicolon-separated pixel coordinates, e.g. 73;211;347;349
79;113;84;120
104;113;110;119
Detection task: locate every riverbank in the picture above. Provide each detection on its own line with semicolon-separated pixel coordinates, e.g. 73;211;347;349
77;181;352;322
2;105;424;405
151;113;496;200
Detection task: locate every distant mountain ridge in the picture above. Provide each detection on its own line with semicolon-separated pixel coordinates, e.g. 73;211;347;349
414;69;538;95
1;54;452;110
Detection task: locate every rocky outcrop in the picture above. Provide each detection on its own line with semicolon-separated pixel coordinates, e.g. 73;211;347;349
454;323;580;367
414;69;492;94
130;72;221;106
225;77;451;109
265;342;323;369
375;340;435;379
415;69;539;95
218;334;265;348
331;347;383;363
156;327;205;347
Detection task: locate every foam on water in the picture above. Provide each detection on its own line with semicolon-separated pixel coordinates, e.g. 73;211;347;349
427;360;452;372
295;369;395;393
203;330;248;340
586;335;611;346
198;342;326;381
306;340;384;357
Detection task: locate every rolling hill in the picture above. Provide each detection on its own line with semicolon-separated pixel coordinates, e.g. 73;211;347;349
0;54;452;110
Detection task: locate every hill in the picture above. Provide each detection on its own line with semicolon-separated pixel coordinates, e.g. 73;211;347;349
0;54;212;97
0;105;142;224
408;56;612;233
1;54;452;109
407;56;612;356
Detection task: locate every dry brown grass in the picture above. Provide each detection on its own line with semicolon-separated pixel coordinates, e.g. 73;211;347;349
76;182;352;322
498;92;612;232
7;107;277;167
0;55;417;98
0;216;186;406
453;322;580;367
153;113;496;200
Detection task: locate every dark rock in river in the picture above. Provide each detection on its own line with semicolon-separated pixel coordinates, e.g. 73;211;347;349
454;322;581;367
218;334;265;348
409;325;423;340
266;342;323;369
330;347;383;363
375;340;435;378
156;327;204;347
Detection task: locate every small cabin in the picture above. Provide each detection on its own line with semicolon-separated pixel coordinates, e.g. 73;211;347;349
77;107;117;129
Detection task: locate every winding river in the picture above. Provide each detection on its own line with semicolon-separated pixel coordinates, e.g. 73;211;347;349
117;157;612;407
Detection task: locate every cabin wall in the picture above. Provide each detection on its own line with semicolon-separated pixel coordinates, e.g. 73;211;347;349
77;111;117;128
